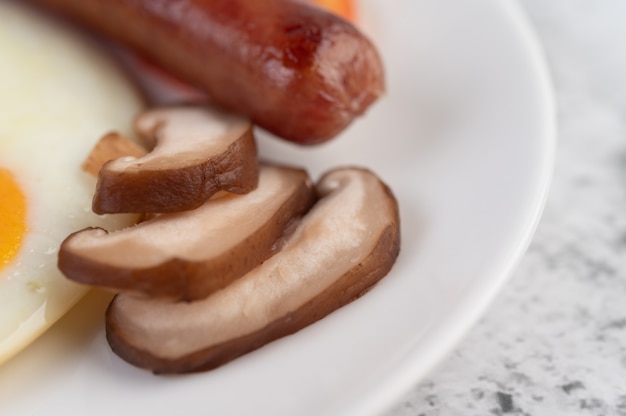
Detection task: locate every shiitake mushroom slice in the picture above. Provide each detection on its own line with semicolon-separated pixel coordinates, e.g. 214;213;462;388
92;104;259;214
105;167;400;373
59;164;315;301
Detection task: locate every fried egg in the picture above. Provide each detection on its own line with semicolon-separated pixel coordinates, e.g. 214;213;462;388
0;2;143;363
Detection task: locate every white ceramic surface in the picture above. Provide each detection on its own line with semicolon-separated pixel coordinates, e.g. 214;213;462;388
0;0;555;415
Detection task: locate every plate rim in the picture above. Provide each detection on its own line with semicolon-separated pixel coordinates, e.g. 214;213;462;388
345;1;557;414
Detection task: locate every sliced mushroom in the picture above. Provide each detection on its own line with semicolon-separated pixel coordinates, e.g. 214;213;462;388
81;131;147;177
105;167;400;373
93;105;259;214
59;164;315;301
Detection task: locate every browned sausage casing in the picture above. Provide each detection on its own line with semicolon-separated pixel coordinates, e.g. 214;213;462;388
34;0;385;144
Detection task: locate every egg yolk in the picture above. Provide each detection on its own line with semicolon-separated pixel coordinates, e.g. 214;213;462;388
0;168;27;271
310;0;356;21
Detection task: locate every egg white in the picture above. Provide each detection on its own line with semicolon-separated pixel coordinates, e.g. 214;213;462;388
0;2;143;363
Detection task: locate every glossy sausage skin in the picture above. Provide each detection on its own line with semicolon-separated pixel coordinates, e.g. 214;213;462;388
34;0;385;144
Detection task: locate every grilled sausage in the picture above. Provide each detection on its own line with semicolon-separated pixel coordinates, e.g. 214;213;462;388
33;0;385;144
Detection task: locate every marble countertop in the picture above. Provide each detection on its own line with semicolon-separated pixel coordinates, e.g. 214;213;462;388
386;0;626;415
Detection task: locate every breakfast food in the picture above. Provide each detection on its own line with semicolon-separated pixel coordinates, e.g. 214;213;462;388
105;167;400;374
59;164;316;301
310;0;356;21
57;111;400;373
82;132;147;177
0;1;143;364
1;0;396;373
93;105;259;214
31;0;385;144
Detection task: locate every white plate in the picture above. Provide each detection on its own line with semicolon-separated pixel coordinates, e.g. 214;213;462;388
0;0;555;415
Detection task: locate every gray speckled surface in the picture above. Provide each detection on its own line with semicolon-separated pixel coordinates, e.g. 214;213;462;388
385;0;626;415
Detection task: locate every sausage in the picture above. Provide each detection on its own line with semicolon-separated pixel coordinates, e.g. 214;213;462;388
32;0;385;144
